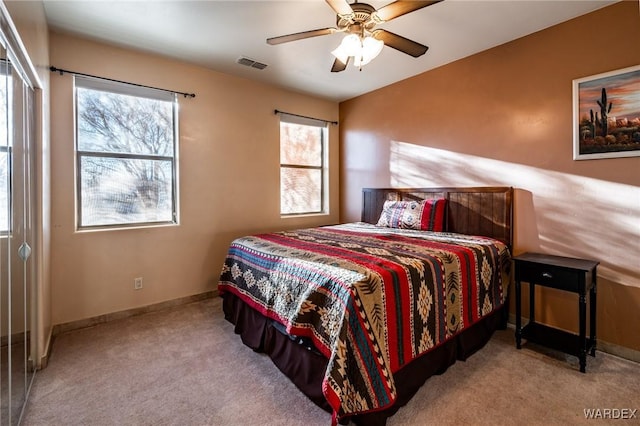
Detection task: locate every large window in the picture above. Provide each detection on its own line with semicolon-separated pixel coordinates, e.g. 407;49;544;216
279;114;327;215
75;77;178;229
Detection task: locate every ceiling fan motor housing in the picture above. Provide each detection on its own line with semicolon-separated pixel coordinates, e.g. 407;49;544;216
337;2;377;33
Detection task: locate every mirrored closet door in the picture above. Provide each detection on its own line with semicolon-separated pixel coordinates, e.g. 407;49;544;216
0;27;37;425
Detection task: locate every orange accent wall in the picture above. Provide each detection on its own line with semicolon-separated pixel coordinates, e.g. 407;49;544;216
339;2;640;352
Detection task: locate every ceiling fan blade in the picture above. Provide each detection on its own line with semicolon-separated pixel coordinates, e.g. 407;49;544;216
331;57;349;73
373;29;428;57
325;0;354;17
267;28;337;45
373;0;442;23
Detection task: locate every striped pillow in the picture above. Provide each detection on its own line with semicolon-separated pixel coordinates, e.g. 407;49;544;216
376;198;446;231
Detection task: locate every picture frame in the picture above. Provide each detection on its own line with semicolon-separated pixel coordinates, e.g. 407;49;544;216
573;64;640;160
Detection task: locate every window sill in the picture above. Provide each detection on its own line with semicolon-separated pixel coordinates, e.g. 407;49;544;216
75;221;179;233
280;212;329;219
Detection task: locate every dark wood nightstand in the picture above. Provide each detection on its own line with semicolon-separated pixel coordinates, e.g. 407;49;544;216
513;252;599;373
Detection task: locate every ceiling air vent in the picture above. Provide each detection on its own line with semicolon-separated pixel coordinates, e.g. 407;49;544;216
236;56;268;70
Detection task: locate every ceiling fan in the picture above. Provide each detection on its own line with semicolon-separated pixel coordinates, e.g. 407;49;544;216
267;0;442;72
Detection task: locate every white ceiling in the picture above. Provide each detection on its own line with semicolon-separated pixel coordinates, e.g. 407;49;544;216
41;0;617;102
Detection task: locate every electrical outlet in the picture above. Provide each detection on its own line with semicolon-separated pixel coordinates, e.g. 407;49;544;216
134;277;143;290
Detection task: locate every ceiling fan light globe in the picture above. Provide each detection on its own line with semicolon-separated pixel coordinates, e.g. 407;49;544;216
331;48;350;65
342;34;362;56
361;36;383;61
353;36;384;67
332;34;384;69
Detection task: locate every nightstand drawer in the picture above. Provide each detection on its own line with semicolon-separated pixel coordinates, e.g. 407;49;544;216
516;262;580;292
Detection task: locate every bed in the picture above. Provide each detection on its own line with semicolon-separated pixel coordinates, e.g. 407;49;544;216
218;186;513;425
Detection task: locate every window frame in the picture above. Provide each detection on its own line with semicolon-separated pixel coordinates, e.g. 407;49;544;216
0;58;12;236
74;76;180;230
279;114;328;216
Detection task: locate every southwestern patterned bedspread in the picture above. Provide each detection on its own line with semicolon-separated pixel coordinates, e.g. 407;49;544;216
218;222;510;423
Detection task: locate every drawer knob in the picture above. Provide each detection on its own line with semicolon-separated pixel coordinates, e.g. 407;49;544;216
542;272;553;279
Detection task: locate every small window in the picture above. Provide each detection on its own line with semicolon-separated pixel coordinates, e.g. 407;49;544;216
75;77;179;229
279;114;327;215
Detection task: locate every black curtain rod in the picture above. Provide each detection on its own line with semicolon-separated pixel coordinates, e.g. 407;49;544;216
49;66;196;98
274;109;338;125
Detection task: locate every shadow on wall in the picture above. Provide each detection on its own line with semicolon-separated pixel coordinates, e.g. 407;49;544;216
389;140;640;288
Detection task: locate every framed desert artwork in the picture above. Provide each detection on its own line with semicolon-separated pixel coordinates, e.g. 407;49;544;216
573;64;640;160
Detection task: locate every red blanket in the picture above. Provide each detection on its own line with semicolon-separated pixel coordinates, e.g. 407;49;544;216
218;223;510;422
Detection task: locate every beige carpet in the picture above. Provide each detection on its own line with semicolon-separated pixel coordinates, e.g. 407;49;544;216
22;297;639;425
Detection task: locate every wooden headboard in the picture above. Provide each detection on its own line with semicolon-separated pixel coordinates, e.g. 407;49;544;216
361;186;513;249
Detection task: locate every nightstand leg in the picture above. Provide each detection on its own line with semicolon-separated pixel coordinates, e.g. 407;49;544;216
515;279;522;349
579;292;587;373
529;281;535;324
590;281;597;357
